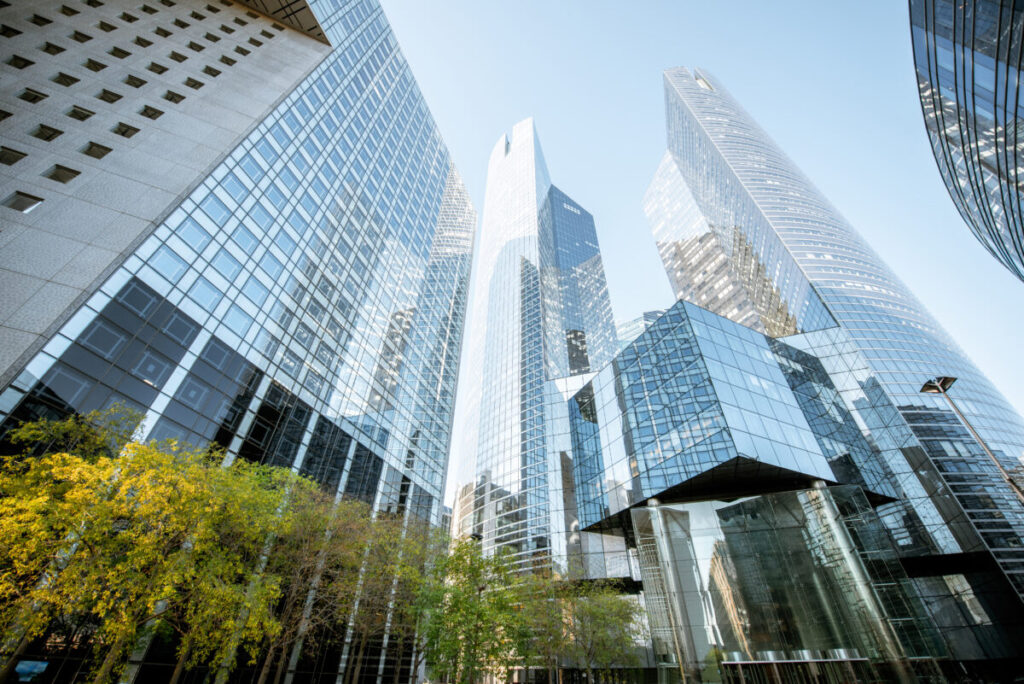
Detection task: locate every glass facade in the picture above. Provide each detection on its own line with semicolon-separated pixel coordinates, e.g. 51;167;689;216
0;1;475;681
645;66;1024;667
910;0;1024;282
455;118;625;575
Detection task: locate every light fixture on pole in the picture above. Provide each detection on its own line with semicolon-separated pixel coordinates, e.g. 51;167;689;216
920;376;1024;505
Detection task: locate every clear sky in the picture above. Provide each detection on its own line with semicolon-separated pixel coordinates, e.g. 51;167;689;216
378;1;1024;503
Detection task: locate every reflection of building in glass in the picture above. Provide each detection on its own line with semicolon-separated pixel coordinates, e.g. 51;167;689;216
910;0;1024;282
453;118;624;576
615;310;665;351
572;299;945;681
0;1;474;681
644;66;1024;675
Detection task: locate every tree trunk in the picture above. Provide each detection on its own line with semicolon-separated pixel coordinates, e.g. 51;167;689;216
0;633;31;684
256;643;278;684
390;635;405;684
168;641;191;684
271;639;290;684
585;665;595;684
345;633;368;684
92;633;128;684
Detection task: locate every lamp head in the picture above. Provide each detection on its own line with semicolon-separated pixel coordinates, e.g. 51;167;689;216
920;376;957;394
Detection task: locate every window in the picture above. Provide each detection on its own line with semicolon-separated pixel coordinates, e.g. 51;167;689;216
3;192;44;213
154;26;171;37
211;248;242;279
60;5;80;16
8;55;34;69
67;105;95;121
189;277;222;311
204;32;219;42
234;46;249;56
141;5;157;14
71;31;93;43
245;11;257;18
139;105;163;119
205;4;220;12
187;41;204;52
32;125;63;142
112;122;139;138
133;36;152;47
147;61;167;74
184;77;202;89
173;18;189;28
41;42;65;55
84;58;106;71
260;30;273;39
150;245;187;282
109;46;131;58
248;37;262;47
0;147;27;165
233;17;246;26
0;24;21;37
44;165;81;183
82;141;112;159
190;11;205;20
19;88;47;103
159;0;174;6
97;89;122;103
168;51;187;62
0;110;10;121
84;0;103;7
53;72;79;87
202;66;220;77
124;74;146;87
219;24;234;34
163;90;184;103
121;12;138;22
272;23;284;31
219;54;235;66
29;14;53;27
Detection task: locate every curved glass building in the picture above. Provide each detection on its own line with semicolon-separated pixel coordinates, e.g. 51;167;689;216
910;0;1024;281
645;67;1024;670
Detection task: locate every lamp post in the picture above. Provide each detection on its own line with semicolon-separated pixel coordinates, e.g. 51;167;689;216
920;376;1024;505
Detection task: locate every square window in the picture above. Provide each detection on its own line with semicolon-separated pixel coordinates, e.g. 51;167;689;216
202;65;220;77
173;18;189;28
219;54;235;66
19;88;47;103
189;277;222;312
219;24;234;34
168;51;186;62
97;21;116;32
32;124;63;141
60;5;80;16
113;121;139;138
8;55;34;69
3;191;43;213
84;58;107;71
41;42;65;55
234;46;249;56
141;5;157;14
154;26;171;37
121;12;138;22
184;77;202;89
71;31;93;43
82;141;112;159
124;74;146;87
29;15;53;27
1;24;21;37
139;105;163;119
187;41;203;52
133;36;152;47
67;105;95;121
97;89;122;103
44;165;81;183
53;72;79;87
0;147;27;165
109;46;131;58
190;11;205;20
163;90;184;103
147;61;168;74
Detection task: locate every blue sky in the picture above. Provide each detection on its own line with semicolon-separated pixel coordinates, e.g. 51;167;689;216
379;2;1024;496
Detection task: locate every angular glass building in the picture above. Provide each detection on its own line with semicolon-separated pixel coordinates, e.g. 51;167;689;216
909;0;1024;282
0;0;474;681
456;118;627;576
643;66;1024;676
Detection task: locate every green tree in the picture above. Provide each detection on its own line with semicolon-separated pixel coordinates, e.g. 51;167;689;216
563;582;643;684
420;538;522;684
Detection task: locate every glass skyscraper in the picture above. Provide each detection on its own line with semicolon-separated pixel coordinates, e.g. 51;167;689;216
910;0;1024;282
0;0;474;681
644;66;1024;673
456;118;626;576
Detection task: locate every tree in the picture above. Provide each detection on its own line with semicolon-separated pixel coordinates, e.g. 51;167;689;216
515;569;568;684
0;410;302;684
563;582;643;684
420;539;523;684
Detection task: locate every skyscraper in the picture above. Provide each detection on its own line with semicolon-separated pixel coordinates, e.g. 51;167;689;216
456;118;625;576
0;0;475;680
644;66;1024;673
909;0;1024;282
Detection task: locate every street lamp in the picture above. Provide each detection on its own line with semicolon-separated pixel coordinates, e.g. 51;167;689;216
920;376;1024;505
